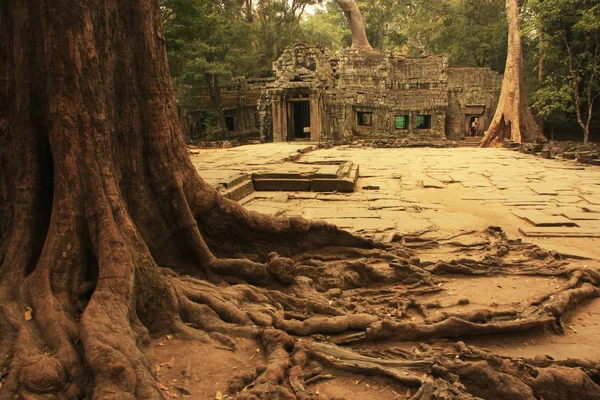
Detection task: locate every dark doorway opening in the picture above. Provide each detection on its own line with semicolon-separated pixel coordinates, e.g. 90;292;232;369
225;116;235;131
290;101;310;140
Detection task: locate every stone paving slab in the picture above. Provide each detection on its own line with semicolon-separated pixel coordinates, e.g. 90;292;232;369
519;227;600;238
306;207;379;219
555;209;600;220
528;184;558;195
511;209;578;227
422;178;444;188
583;195;600;205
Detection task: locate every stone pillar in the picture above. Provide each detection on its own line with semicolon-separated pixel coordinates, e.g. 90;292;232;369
272;92;286;142
309;92;321;142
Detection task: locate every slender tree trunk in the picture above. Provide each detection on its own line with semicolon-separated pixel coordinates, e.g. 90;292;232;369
245;0;258;52
480;0;545;147
538;28;545;138
205;73;227;137
334;0;373;50
563;32;599;143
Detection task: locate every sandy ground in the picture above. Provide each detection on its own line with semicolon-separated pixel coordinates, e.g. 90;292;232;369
153;144;600;399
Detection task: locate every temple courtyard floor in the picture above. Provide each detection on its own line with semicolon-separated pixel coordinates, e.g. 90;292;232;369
191;143;600;260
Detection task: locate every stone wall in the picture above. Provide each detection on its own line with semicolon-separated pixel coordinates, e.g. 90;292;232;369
446;67;502;140
324;51;449;143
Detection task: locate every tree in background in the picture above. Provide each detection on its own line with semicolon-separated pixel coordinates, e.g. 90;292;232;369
163;0;256;136
333;0;373;49
480;0;545;146
255;0;324;74
298;8;348;51
529;0;600;142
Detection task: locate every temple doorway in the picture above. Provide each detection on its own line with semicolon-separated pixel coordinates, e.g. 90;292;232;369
288;100;311;140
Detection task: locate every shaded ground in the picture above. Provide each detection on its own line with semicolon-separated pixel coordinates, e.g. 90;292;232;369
152;144;600;399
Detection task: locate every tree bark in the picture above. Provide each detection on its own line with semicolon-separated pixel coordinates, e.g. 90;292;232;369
334;0;373;50
480;0;545;147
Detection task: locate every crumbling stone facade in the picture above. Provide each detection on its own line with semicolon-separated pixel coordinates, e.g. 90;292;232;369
188;44;501;143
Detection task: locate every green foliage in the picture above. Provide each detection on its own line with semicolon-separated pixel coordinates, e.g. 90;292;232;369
300;0;508;71
162;0;256;110
433;0;508;71
299;8;346;51
528;0;600;140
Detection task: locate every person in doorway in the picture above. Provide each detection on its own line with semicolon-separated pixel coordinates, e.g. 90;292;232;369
471;117;480;136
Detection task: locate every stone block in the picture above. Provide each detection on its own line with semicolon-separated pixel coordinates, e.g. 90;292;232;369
225;179;255;201
311;178;355;192
511;210;578;227
253;179;311;191
519;227;600;238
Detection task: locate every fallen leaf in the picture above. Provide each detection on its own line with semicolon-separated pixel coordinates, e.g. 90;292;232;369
153;364;161;373
406;388;412;397
24;307;33;321
316;389;320;395
167;356;175;368
215;391;223;400
166;334;173;340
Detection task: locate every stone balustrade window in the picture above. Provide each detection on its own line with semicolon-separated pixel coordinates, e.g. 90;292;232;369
357;112;373;127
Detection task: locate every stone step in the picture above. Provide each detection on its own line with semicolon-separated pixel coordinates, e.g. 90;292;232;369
457;137;482;147
252;162;359;193
221;178;255;201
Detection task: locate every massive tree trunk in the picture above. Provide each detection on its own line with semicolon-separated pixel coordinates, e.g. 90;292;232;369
2;1;600;399
334;0;373;50
0;1;367;397
480;0;545;147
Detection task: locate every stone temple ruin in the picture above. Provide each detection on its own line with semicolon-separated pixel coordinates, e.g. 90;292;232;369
187;44;502;145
